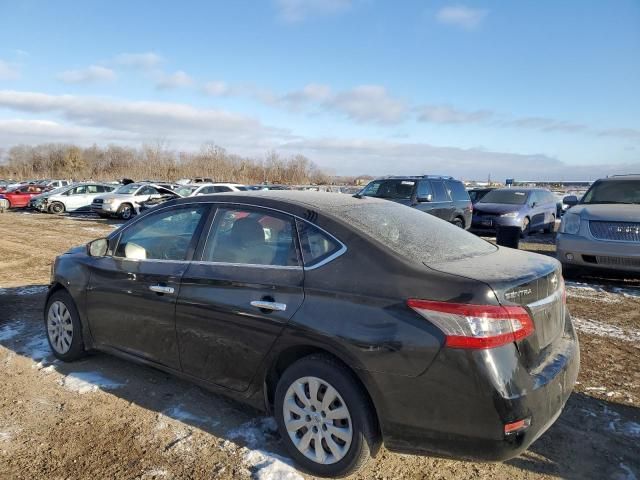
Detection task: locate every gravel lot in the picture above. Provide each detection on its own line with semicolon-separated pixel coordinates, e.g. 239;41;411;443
1;211;639;480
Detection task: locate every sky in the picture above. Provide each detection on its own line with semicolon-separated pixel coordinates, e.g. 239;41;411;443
0;0;639;180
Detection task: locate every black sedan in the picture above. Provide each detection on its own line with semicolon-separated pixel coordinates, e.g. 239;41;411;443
45;191;579;477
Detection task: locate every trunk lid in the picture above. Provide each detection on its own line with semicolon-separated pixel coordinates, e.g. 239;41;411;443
427;247;565;354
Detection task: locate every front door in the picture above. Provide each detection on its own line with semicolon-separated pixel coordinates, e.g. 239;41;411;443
176;205;305;391
86;204;210;368
429;180;455;221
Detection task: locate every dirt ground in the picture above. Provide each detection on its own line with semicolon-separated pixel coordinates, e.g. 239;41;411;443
0;210;638;480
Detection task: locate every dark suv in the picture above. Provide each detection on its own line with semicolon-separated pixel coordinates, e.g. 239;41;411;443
359;176;473;229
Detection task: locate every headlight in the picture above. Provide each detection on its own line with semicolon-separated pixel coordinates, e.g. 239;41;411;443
501;212;519;218
560;212;581;234
103;198;114;204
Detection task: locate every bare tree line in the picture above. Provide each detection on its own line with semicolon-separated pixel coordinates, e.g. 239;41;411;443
0;143;334;185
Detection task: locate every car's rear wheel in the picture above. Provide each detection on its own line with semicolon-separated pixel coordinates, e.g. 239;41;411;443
274;354;378;477
544;215;555;234
45;290;86;361
452;217;464;228
117;203;133;220
48;202;65;214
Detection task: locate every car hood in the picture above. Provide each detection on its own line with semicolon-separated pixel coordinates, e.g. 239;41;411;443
474;202;523;214
569;204;640;222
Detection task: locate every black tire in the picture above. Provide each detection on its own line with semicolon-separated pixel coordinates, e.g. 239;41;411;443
44;290;86;362
561;263;581;280
274;354;379;478
117;203;133;220
520;217;530;238
544;215;555;234
48;201;65;214
451;217;464;229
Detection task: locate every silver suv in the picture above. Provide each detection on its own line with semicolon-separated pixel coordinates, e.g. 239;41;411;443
557;175;640;274
91;183;176;220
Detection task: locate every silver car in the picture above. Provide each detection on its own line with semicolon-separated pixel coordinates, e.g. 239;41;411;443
37;183;116;214
557;175;640;274
91;182;176;220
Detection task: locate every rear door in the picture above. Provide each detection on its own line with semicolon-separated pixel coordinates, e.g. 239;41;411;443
64;185;90;210
429;180;455;221
529;191;546;229
175;204;304;391
86;204;210;368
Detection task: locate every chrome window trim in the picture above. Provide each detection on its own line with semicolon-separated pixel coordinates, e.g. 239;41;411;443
191;261;302;270
109;200;348;271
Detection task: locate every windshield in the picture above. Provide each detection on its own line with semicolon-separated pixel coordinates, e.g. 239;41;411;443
336;202;496;264
176;186;198;196
114;183;141;194
360;180;416;200
581;180;640;204
479;189;529;205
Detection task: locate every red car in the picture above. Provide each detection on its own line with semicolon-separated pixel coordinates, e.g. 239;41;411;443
0;185;47;208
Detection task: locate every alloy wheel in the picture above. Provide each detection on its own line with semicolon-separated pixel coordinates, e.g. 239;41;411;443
47;300;73;354
283;376;353;465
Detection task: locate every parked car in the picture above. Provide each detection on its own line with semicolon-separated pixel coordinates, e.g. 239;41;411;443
175;182;248;197
468;187;495;204
0;184;47;208
472;188;558;236
91;183;177;220
557;175;640;275
46;191;578;477
31;183;117;214
0;180;9;192
39;179;72;190
358;175;473;229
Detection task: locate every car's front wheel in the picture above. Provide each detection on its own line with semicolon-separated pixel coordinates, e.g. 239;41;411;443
117;203;133;220
48;201;65;214
274;354;379;478
44;290;86;361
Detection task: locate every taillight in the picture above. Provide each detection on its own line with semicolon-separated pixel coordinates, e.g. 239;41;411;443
468;201;473;212
407;299;534;349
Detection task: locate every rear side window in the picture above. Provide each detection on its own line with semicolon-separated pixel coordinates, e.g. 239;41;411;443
296;221;343;267
214;186;233;192
431;181;450;201
445;181;470;201
417;181;433;199
203;208;299;267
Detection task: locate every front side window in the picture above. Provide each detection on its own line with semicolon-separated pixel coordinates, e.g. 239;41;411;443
115;205;208;260
417;181;433;199
360;180;416;200
138;186;157;196
213;186;232;193
203;208;299;266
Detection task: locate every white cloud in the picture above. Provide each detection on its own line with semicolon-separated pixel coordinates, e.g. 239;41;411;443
113;52;164;69
436;5;488;30
0;90;289;149
0;60;20;80
57;65;116;84
202;81;231;96
418;104;493;124
156;70;194;89
275;0;352;23
325;85;408;124
503;116;588;133
598;128;640;141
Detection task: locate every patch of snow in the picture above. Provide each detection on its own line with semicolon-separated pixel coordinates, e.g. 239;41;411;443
611;287;640;299
615;463;638;480
585;386;607;391
13;285;48;296
140;469;169;479
0;431;12;441
162;404;220;427
228;417;278;448
0;321;25;341
22;335;52;361
566;281;640;300
242;449;303;480
59;372;124;394
573;317;640;343
602;405;640;439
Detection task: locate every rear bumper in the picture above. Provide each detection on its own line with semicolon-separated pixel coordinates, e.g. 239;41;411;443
557;233;640;273
367;313;580;461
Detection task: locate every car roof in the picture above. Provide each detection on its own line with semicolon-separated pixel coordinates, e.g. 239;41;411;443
600;175;640;181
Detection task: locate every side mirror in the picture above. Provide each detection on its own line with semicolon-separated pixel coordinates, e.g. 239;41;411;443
417;194;433;202
87;238;108;257
531;202;537;208
563;195;578;207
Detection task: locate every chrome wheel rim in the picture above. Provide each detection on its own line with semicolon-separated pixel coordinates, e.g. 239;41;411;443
121;206;131;219
283;376;352;465
47;300;73;354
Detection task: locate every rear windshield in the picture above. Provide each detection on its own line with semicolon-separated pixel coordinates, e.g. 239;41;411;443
479;189;529;205
360;180;416;200
336;202;495;264
581;180;640;205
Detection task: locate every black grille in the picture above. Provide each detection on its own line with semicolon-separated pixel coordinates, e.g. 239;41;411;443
93;199;104;205
595;256;640;267
589;221;640;242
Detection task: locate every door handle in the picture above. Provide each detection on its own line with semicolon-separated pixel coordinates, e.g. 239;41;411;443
149;285;175;294
250;300;287;312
